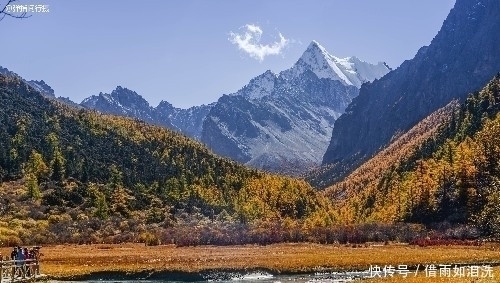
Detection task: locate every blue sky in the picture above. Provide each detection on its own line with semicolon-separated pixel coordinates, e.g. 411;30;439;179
0;0;455;108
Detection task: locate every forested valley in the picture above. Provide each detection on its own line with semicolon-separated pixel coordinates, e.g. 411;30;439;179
0;74;337;246
2;73;500;247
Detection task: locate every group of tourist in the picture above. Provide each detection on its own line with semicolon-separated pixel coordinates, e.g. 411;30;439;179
9;246;40;262
0;246;41;278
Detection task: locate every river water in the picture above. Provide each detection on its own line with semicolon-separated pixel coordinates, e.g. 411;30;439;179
57;270;371;283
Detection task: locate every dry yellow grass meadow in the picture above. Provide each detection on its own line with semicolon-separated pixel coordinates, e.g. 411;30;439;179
2;242;498;280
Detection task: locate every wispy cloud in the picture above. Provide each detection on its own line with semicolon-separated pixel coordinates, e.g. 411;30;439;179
229;24;289;62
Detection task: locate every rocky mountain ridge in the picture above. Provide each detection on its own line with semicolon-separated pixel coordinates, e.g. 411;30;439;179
2;40;390;175
201;41;389;174
315;0;500;187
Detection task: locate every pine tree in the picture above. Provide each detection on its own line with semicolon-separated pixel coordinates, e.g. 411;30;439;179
51;150;65;182
25;150;49;179
95;193;109;219
25;173;41;200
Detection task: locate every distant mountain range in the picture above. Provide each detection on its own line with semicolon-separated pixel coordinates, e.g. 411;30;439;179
80;87;213;140
201;41;389;174
79;41;389;174
0;72;332;245
1;41;389;175
3;0;500;242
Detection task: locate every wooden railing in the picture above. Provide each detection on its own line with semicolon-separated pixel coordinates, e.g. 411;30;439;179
0;259;40;282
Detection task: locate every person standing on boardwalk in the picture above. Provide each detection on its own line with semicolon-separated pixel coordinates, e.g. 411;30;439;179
23;248;31;276
10;247;16;260
10;247;17;277
15;246;24;278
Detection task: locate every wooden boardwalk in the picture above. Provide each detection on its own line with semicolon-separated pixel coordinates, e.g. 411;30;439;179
0;259;45;283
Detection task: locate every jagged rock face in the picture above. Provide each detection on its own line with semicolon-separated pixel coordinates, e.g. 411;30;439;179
80;86;172;127
81;90;213;140
202;73;357;175
77;41;388;175
319;0;500;187
0;67;54;97
156;101;213;140
26;80;55;97
201;42;389;175
281;40;390;89
81;86;151;117
0;66;17;77
6;38;388;175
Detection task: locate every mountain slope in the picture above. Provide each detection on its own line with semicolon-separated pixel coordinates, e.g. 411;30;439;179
324;76;500;235
201;41;389;175
318;0;500;187
0;73;332;245
1;66;55;97
0;65;83;108
81;88;213;140
0;75;251;189
78;41;388;174
80;86;174;128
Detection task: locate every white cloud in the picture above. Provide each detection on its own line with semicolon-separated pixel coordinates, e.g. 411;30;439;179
229;24;289;62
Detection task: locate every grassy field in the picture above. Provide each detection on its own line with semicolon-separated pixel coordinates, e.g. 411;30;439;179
1;243;499;281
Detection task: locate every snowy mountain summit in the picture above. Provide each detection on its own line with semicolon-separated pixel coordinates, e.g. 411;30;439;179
236;41;390;101
77;40;390;175
283;40;390;88
201;41;390;175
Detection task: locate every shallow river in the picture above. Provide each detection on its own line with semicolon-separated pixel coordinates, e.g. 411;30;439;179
57;270;371;283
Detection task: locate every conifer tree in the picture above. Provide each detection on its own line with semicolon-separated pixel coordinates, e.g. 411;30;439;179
25;173;41;200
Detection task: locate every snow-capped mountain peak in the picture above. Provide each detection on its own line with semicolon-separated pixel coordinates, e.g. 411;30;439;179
338;56;392;88
235;41;389;101
284;40;390;88
75;40;390;175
